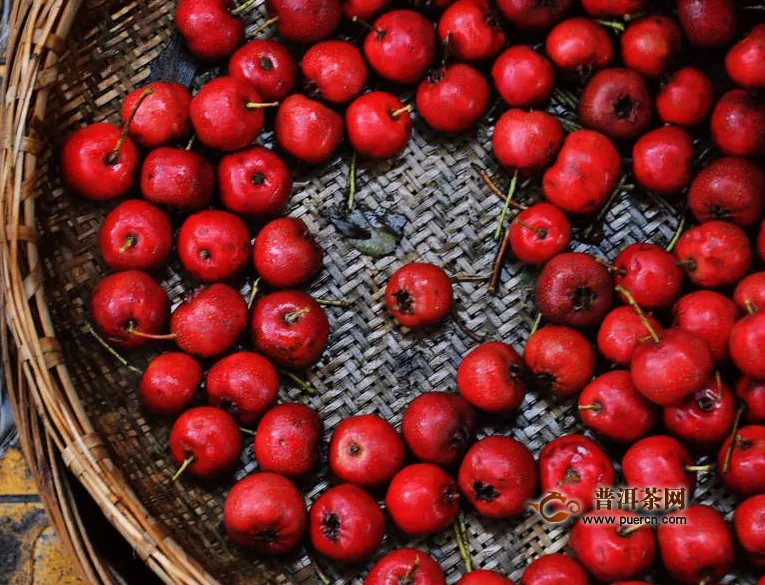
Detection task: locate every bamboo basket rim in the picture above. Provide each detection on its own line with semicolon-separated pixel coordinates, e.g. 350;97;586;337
1;1;218;584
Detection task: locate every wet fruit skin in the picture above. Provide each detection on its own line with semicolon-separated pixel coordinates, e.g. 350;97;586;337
539;434;615;512
343;0;390;20
228;39;298;102
726;24;765;88
275;94;344;165
730;312;765;381
457;570;514;585
524;326;596;397
734;272;765;313
717;425;765;495
254;403;324;477
658;505;735;585
175;0;243;62
386;463;459;535
509;203;571;265
664;378;735;450
169;406;243;477
632;125;693;195
581;0;645;17
520;554;589;585
224;472;307;554
570;510;656;582
672;291;739;363
364;548;445;585
621;16;682;77
266;0;342;43
711;89;765;159
402;392;475;466
655;67;714;127
622;435;697;495
140;147;215;211
437;0;506;63
734;494;765;567
492;46;555;108
688;157;765;226
385;263;454;329
738;377;765;423
578;370;658;443
329;414;406;488
545;18;613;73
139;353;202;416
542;130;621;215
458;436;537;519
496;0;574;30
492;110;564;176
416;64;490;133
301;41;368;104
535;252;614;329
614;243;684;311
597;306;664;366
121;82;192;148
346;91;413;159
309;484;385;563
456;341;526;413
674;220;752;289
253;217;323;288
677;0;738;48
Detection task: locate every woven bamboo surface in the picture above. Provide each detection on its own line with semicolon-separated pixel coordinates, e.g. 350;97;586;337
1;0;761;584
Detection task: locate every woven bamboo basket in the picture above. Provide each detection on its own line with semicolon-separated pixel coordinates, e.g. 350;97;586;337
2;0;763;583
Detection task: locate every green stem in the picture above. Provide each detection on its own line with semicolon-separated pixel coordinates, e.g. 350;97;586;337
317;298;353;308
278;369;316;396
615;285;660;343
84;322;142;375
494;169;519;241
666;215;685;252
171;455;195;483
530;313;542;336
347;150;358;211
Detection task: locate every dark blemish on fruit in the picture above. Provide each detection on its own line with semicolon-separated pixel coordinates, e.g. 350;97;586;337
473;481;500;502
322;512;341;541
259;55;274;70
393;289;415;314
558;467;581;485
251;172;266;185
572;285;596;312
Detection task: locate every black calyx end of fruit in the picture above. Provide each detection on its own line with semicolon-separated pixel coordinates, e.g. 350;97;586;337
251;172;266;185
322;512;342;541
199;249;211;261
572;285;596;312
473;481;500;502
533;372;555;394
558;467;581;486
509;362;526;383
614;94;638;121
427;67;446;84
348;442;362;456
697;393;717;412
259;55;274;71
393;289;415;314
255;528;279;547
536;228;549;240
708;204;730;220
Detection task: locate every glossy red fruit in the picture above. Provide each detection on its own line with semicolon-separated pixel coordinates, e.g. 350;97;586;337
524;326;595;397
385;263;453;328
140;146;215;211
579;68;653;140
206;351;279;425
438;0;505;62
364;549;445;585
178;210;251;283
229;39;297;102
171;284;248;357
61;123;139;201
310;484;385;563
493;110;564;175
658;505;734;584
509;203;571;265
673;291;739;363
266;0;342;43
543;130;621;215
224;472;307;554
275;94;344;164
621;16;682;77
458;436;537;518
631;329;714;406
738;377;765;423
734;272;765;313
664;378;735;449
458;570;514;585
346;92;413;158
329;414;406;488
760;219;765;261
253;217;322;288
190;76;271;151
492;47;554;107
343;0;390;20
456;341;526;413
219;147;292;218
521;554;589;585
254;403;323;476
726;24;765;88
570;511;656;582
91;270;169;349
615;243;683;310
689;157;765;226
98;200;173;271
362;10;437;85
545;18;613;74
416;64;490;133
139;353;202;416
386;464;459;534
301;41;368;104
632;125;693;195
656;67;714;127
536;252;614;328
678;0;737;48
718;425;765;495
251;291;329;370
496;0;573;30
122;82;192;148
175;0;243;61
581;0;644;16
597;306;663;366
711;89;765;158
539;434;615;512
402;392;475;466
734;494;765;567
169;406;243;477
622;435;698;495
578;371;658;443
730;312;765;380
674;220;752;288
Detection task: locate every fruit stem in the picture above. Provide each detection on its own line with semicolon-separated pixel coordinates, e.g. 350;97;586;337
171;455;195;483
247;15;279;36
479;170;526;210
245;101;279;109
488;228;511;294
614;285;660;343
84;322;142;375
554;115;583;133
317;298;353;308
118;235;137;254
595;18;625;32
515;219;546;236
283;307;310;324
578;403;601;412
128;327;176;340
452;310;484;344
347;150;358;211
722;405;746;473
309;554;332;585
453;513;473;573
552;87;579;110
618;524;644;536
248;276;261;308
108;87;153;165
185;134;196;151
230;0;258;15
390;104;413;119
400;556;421;585
452;274;491;283
685;465;712;473
239;427;256;436
278;369;317;396
494;169;519;241
351;15;384;37
745;300;757;315
530;312;542;335
666;215;686;252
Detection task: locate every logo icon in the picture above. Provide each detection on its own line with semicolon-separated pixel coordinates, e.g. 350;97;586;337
529;491;582;523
